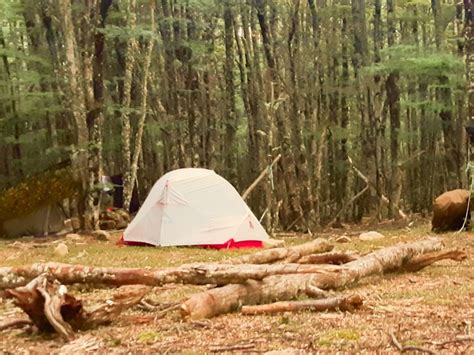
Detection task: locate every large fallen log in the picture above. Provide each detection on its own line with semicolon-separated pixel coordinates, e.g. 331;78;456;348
180;238;463;319
0;261;350;290
230;238;333;264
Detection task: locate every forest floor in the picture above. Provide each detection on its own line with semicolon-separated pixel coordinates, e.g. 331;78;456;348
0;218;473;354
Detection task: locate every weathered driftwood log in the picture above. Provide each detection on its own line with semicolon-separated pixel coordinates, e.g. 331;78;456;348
180;238;454;319
0;261;349;290
230;238;333;264
241;294;363;315
4;275;150;341
297;252;358;265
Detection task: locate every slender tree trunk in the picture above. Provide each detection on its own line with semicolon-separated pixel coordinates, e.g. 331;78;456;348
122;0;137;212
351;0;371;222
223;1;237;183
127;3;155;208
386;0;402;219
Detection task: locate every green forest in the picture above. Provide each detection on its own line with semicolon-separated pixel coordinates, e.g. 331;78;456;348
0;0;473;232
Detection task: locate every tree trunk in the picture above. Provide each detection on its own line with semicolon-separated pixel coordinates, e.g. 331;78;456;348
223;1;237;183
386;0;402;219
126;3;155;212
55;0;91;229
121;0;137;212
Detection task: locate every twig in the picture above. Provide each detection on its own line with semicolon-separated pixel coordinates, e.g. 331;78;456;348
139;299;157;311
153;304;182;320
425;336;474;347
210;343;256;352
348;156;407;219
397;150;426;167
390;331;435;354
329;184;369;226
0;318;33;332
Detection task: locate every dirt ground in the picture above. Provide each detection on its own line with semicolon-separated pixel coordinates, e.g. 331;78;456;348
0;219;473;354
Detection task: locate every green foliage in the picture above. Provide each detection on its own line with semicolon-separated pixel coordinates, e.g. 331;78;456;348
366;45;464;81
0;167;80;222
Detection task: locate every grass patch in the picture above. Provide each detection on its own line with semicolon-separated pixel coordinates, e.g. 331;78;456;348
137;330;162;344
318;328;360;347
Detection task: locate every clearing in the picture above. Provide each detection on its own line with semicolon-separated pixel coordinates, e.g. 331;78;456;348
0;221;473;353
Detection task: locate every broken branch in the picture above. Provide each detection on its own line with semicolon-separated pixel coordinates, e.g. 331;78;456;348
347;156;407;219
242;154;281;201
5;276;150;340
241;294;363;315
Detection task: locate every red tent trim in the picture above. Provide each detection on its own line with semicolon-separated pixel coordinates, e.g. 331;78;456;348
117;235;263;250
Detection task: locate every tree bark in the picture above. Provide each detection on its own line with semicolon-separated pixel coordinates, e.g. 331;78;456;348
297;252;358;265
180;238;444;319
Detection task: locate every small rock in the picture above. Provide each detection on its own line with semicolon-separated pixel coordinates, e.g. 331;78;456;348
92;229;111;241
336;235;351;243
54;243;69;257
359;231;385;241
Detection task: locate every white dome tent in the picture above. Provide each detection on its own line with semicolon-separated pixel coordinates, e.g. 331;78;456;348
122;168;269;248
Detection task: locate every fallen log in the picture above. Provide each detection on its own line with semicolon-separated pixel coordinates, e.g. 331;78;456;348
0;261;347;290
297;252;358;265
241;294;363;315
4;275;150;340
180;238;451;319
230;238;333;264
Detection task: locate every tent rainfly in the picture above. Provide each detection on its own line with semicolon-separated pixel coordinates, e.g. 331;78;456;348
122;168;269;248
